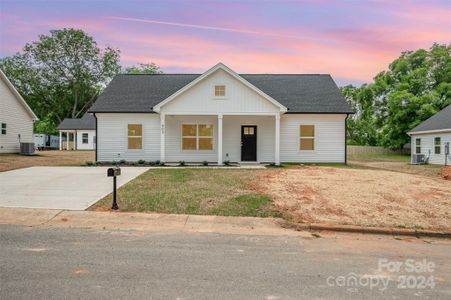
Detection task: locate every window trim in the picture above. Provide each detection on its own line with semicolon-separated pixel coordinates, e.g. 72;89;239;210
415;138;421;154
434;137;441;155
212;84;227;99
1;123;6;135
181;123;215;151
299;124;315;152
82;133;89;144
127;124;143;151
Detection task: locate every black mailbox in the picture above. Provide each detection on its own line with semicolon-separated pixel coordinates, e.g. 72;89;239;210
107;167;121;177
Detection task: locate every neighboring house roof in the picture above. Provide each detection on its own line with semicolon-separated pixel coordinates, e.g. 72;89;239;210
58;113;96;130
0;69;38;121
408;105;451;134
89;65;353;114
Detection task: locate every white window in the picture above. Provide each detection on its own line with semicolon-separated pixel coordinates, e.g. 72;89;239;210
214;85;226;97
434;137;441;154
82;133;89;144
1;123;6;135
128;124;142;150
415;138;421;154
300;125;315;150
182;124;213;150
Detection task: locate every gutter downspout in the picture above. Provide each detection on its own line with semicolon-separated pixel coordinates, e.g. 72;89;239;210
94;113;98;162
345;114;349;165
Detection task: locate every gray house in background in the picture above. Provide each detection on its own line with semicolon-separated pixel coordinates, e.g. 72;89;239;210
408;104;451;165
58;113;96;150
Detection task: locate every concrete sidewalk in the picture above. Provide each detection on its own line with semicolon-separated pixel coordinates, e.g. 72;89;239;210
0;207;302;236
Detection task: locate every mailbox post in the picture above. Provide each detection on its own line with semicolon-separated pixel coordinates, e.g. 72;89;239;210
107;167;121;210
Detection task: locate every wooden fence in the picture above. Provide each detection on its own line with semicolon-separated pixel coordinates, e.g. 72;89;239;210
347;145;410;156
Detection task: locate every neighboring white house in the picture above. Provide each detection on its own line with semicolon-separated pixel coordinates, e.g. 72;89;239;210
0;69;38;153
89;63;353;165
408;104;451;165
58;113;96;150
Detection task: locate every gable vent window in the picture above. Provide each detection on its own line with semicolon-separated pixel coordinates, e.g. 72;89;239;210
434;137;441;154
1;123;6;135
214;85;226;97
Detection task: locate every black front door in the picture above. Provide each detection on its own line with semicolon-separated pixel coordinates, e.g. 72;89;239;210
241;126;257;161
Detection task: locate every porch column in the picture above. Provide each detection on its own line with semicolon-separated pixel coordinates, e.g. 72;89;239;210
59;131;62;150
160;113;165;162
66;132;70;150
275;114;280;165
217;114;223;165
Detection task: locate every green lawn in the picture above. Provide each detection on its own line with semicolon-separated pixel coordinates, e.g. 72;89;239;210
91;168;281;217
348;152;411;162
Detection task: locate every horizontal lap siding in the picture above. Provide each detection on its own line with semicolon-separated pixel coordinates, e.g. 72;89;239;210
96;113;160;161
223;115;275;162
280;114;346;163
0;79;34;153
411;133;451;165
76;130;96;150
165;115;218;162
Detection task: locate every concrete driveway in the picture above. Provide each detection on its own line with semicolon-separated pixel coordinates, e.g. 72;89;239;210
0;167;149;210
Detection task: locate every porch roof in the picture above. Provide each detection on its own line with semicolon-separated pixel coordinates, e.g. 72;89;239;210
89;73;353;114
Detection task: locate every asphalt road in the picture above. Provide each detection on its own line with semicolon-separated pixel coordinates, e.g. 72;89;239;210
1;225;450;299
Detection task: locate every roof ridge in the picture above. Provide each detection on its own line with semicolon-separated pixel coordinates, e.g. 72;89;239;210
116;73;331;76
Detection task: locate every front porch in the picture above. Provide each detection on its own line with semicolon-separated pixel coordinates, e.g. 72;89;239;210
159;113;281;165
59;130;76;150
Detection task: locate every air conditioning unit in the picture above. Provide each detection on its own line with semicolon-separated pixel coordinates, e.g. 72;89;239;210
20;142;35;155
412;154;425;164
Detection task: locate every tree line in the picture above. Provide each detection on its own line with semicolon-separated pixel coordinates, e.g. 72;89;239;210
0;28;161;134
341;43;450;150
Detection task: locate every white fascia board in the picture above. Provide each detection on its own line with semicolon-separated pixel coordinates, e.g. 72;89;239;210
408;128;451;135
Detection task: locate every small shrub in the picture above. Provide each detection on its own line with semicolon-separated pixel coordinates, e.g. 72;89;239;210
148;160;156;166
223;160;230;166
95;161;102;166
130;161;137;166
159;161;165;166
202;161;208;166
112;160;118;166
155;160;160;165
179;160;186;166
85;161;94;166
119;159;126;165
138;159;145;165
311;233;321;238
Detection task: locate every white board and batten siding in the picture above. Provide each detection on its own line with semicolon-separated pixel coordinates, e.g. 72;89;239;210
411;132;451;165
160;69;280;114
280;114;346;163
96;113;160;161
0;75;35;153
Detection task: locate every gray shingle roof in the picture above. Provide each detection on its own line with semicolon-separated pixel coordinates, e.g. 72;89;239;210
89;74;353;113
58;113;96;130
409;105;451;133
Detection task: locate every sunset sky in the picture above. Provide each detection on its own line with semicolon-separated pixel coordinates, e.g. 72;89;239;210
1;0;450;86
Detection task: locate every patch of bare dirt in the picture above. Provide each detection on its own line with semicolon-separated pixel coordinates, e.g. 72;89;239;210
441;166;451;180
255;166;451;230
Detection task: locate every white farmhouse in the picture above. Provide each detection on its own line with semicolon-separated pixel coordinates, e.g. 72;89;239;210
58;113;96;150
0;69;38;153
89;63;353;165
408;104;451;165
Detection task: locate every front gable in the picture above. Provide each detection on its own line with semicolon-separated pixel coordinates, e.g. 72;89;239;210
154;63;286;114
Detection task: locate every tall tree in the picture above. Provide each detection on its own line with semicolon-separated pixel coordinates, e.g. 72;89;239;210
342;43;451;149
0;28;121;133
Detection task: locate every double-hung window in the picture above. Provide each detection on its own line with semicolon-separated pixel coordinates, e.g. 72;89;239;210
82;133;89;144
128;124;143;150
434;137;441;154
1;123;6;135
415;138;421;154
300;125;315;150
182;124;213;150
